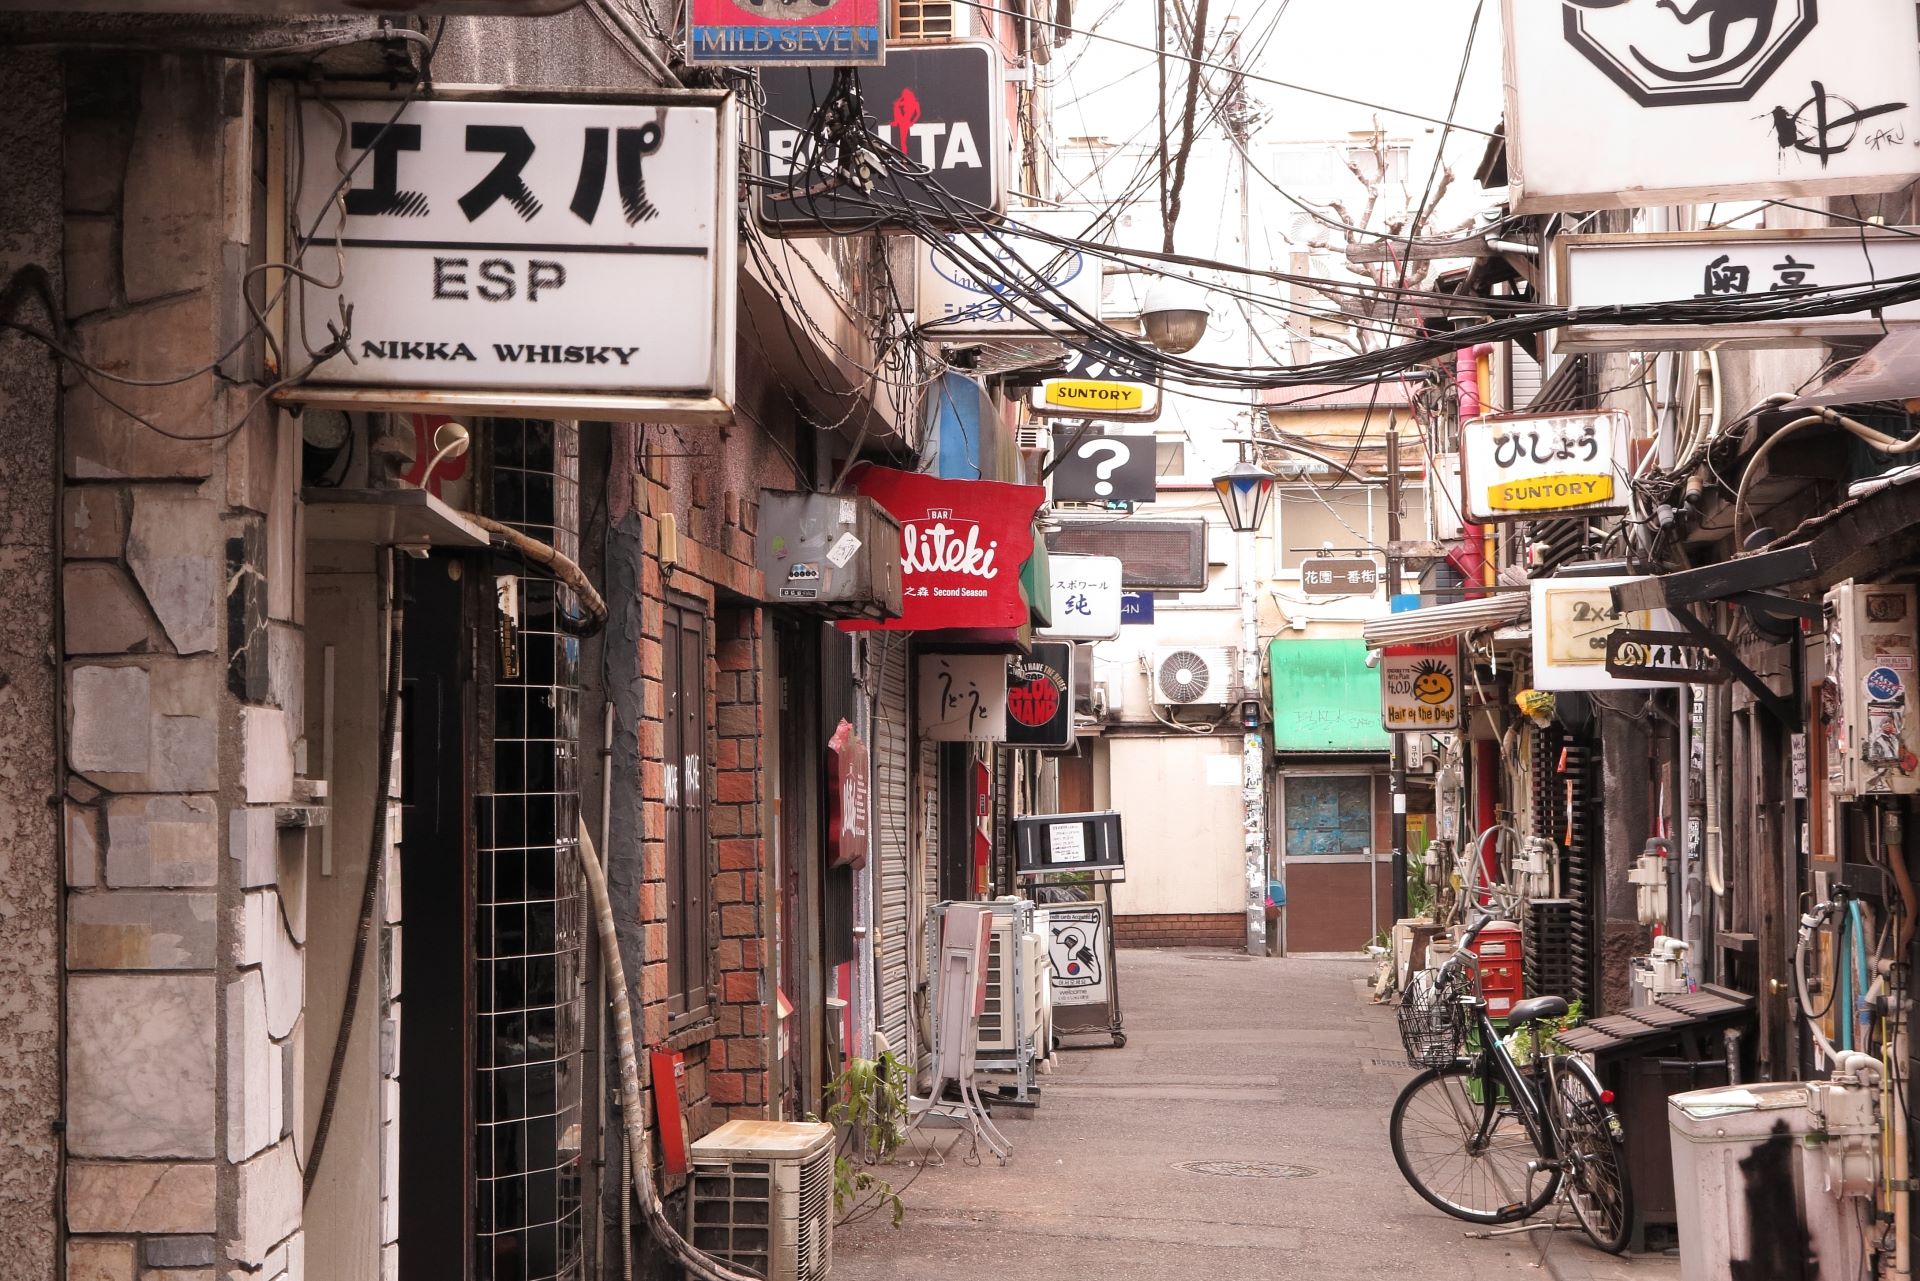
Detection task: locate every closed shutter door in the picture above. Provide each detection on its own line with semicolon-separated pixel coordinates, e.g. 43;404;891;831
914;735;940;1078
873;635;913;1058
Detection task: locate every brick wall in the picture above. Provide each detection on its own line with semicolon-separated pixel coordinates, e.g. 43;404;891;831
710;604;767;1118
1114;913;1246;949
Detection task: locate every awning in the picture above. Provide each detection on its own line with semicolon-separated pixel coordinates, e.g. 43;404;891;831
1361;592;1529;650
1787;329;1920;409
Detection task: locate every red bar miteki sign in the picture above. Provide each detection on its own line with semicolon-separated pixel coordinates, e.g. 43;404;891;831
840;466;1044;633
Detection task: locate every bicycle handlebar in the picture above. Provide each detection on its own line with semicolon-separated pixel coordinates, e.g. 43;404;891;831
1439;912;1495;980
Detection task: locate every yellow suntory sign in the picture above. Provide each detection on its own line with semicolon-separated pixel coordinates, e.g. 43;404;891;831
1485;474;1615;512
1044;380;1145;410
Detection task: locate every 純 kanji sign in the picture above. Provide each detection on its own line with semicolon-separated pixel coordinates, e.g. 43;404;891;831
1006;642;1074;750
840;466;1045;634
285;90;736;421
1381;639;1462;732
686;0;882;66
756;43;1007;234
1041;554;1123;641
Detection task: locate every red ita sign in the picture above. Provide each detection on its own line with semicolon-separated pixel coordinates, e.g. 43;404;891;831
841;466;1044;634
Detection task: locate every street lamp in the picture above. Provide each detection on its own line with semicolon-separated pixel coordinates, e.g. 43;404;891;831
1140;275;1211;354
1212;459;1276;532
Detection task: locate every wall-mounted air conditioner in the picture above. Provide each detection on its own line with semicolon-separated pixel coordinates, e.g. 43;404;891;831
1151;647;1236;706
892;0;971;40
688;1120;835;1281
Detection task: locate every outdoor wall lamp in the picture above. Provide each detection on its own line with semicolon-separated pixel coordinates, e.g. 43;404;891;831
1212;459;1276;533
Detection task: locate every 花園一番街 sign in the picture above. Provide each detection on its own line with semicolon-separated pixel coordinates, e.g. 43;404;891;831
686;0;882;66
1380;639;1462;732
285;91;735;421
1461;411;1628;523
1300;557;1382;597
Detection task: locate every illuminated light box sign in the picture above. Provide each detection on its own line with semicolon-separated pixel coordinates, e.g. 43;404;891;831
686;0;882;66
1531;575;1680;692
283;90;736;422
1557;228;1920;351
1380;639;1461;732
916;208;1106;338
1040;555;1122;641
1502;0;1920;212
1006;642;1075;750
1050;431;1156;504
839;466;1045;634
1461;411;1629;524
1030;342;1161;422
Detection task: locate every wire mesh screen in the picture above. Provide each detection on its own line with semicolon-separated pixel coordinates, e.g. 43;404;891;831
478;420;586;1281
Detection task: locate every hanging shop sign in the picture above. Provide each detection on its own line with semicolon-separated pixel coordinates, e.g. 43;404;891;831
1380;639;1462;732
840;466;1045;634
1040;554;1123;641
1005;642;1075;750
1050;431;1157;504
1046;519;1207;590
1532;574;1679;692
1501;0;1920;213
280;89;736;422
1301;556;1382;598
686;0;882;66
917;652;1008;742
1030;343;1162;421
1461;411;1628;523
1557;228;1920;351
917;208;1106;337
827;719;871;869
1120;592;1155;625
1603;629;1730;684
756;43;1007;235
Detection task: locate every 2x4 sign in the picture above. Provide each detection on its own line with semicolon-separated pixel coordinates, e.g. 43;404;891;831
285;91;736;420
1461;411;1628;523
1604;629;1731;684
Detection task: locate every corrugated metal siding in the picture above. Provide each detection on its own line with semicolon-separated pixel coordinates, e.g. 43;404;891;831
914;736;940;1079
873;635;912;1059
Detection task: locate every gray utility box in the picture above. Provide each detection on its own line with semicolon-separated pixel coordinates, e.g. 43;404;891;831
755;491;904;621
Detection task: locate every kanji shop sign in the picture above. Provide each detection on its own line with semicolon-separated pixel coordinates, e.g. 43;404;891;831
827;719;871;869
1041;554;1122;641
1461;411;1628;523
283;90;736;420
687;0;882;66
1301;556;1382;597
1502;0;1920;212
1604;629;1731;684
840;467;1045;634
1558;228;1920;351
756;43;1007;234
1006;642;1075;750
1380;640;1462;732
918;653;1008;742
1030;342;1162;421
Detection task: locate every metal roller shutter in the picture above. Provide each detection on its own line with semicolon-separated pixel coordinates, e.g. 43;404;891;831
872;636;913;1059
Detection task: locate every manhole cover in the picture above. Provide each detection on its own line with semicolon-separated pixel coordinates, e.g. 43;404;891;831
1172;1159;1320;1180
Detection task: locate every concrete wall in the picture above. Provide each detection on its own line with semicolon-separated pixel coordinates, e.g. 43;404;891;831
1106;736;1246;919
0;48;66;1281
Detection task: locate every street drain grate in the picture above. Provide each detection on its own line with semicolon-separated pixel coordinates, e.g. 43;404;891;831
1172;1160;1320;1180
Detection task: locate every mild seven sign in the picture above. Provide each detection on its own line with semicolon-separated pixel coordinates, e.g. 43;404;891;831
287;91;737;421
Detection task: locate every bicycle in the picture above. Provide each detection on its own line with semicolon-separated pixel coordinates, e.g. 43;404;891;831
1388;914;1633;1254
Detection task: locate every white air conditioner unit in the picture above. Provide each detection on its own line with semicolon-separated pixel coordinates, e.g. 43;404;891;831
1151;646;1236;706
688;1121;835;1281
980;919;1047;1056
892;0;971;40
1016;424;1050;454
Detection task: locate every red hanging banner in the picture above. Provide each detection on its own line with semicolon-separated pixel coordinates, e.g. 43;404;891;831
840;466;1045;634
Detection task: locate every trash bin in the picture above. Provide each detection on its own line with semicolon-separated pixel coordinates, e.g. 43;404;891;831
1668;1083;1864;1281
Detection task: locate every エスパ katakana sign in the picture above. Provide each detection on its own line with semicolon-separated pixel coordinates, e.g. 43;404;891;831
1041;554;1122;641
686;0;882;66
1380;639;1462;732
288;92;736;421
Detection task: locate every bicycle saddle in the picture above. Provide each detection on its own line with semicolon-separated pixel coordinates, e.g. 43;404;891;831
1507;995;1569;1025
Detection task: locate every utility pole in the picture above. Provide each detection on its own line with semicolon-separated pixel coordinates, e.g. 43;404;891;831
1386;422;1409;925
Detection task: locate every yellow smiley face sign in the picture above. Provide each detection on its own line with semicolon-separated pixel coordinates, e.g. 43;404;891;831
1411;659;1455;706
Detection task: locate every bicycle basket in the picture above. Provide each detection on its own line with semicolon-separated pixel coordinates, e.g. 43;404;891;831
1398;968;1470;1068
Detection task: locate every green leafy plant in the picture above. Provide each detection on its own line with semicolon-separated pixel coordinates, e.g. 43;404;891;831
1502;1000;1584;1065
819;1050;911;1228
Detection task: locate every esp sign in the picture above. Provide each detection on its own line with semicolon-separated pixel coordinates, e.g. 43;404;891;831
286;91;736;421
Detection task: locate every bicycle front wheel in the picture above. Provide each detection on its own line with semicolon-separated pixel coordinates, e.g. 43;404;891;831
1554;1060;1633;1253
1390;1062;1558;1224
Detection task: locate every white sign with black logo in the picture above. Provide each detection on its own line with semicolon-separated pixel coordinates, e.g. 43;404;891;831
916;208;1105;338
286;91;737;420
1461;411;1630;523
1503;0;1920;212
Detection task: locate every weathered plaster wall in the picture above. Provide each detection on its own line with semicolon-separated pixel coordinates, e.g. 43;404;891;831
0;48;67;1281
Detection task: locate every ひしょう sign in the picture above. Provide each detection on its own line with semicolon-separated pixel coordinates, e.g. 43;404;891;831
1461;411;1628;523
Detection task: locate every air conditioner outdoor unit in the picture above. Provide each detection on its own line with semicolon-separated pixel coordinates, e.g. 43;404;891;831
1016;424;1050;454
980;916;1048;1056
1151;646;1236;706
688;1120;835;1281
892;0;970;39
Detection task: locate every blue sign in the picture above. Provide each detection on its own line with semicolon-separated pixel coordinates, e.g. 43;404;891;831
1867;666;1905;704
1120;592;1155;625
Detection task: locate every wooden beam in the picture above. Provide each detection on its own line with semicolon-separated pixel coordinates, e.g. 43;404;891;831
1611;545;1819;612
1344;233;1493;265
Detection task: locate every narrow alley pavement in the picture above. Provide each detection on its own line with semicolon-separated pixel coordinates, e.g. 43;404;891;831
838;951;1674;1281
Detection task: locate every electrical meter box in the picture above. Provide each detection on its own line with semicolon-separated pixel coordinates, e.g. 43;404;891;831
755;492;904;621
1824;581;1920;798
